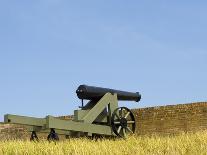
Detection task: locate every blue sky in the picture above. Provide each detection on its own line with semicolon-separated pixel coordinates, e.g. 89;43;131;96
0;1;206;120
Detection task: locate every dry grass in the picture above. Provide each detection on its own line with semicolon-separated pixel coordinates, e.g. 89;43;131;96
0;131;206;155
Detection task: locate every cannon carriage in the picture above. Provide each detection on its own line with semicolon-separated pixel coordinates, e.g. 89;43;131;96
3;85;141;140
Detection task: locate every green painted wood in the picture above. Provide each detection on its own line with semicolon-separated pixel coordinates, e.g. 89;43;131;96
108;94;119;124
109;94;118;114
4;114;46;127
82;93;112;123
46;116;114;136
73;110;90;121
94;109;108;123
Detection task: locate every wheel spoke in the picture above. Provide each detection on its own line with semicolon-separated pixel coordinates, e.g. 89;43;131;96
120;108;123;117
115;113;120;120
114;121;121;124
127;121;135;124
123;128;126;137
122;108;125;117
126;127;134;134
124;112;130;118
117;126;122;133
121;108;125;117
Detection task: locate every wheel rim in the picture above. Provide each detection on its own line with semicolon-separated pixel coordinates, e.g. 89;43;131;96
111;107;136;138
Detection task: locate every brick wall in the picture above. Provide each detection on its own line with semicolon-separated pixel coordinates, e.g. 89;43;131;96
0;124;29;140
132;102;207;135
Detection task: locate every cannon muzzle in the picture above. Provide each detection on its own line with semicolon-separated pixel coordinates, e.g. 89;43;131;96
76;85;141;102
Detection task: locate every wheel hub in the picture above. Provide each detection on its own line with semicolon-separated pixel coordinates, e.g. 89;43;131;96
120;117;127;128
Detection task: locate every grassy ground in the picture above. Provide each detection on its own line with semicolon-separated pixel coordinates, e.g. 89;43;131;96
0;131;206;155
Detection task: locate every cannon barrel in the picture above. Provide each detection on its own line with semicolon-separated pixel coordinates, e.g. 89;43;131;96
76;85;141;102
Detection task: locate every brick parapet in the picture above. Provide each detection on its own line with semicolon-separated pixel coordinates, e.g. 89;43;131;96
132;102;207;135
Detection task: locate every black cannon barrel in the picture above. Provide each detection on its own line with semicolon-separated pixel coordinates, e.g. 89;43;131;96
76;85;141;102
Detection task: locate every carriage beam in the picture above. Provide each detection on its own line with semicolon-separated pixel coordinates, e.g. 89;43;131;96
4;114;114;136
46;116;114;136
4;114;46;127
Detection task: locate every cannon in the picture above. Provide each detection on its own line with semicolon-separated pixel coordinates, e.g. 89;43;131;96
76;85;141;102
3;85;141;140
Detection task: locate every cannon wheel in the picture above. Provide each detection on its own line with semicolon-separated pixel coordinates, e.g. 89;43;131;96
47;129;59;141
30;131;39;141
111;107;136;138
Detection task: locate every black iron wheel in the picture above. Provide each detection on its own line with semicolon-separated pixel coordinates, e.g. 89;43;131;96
111;107;136;138
30;131;39;141
47;129;59;141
